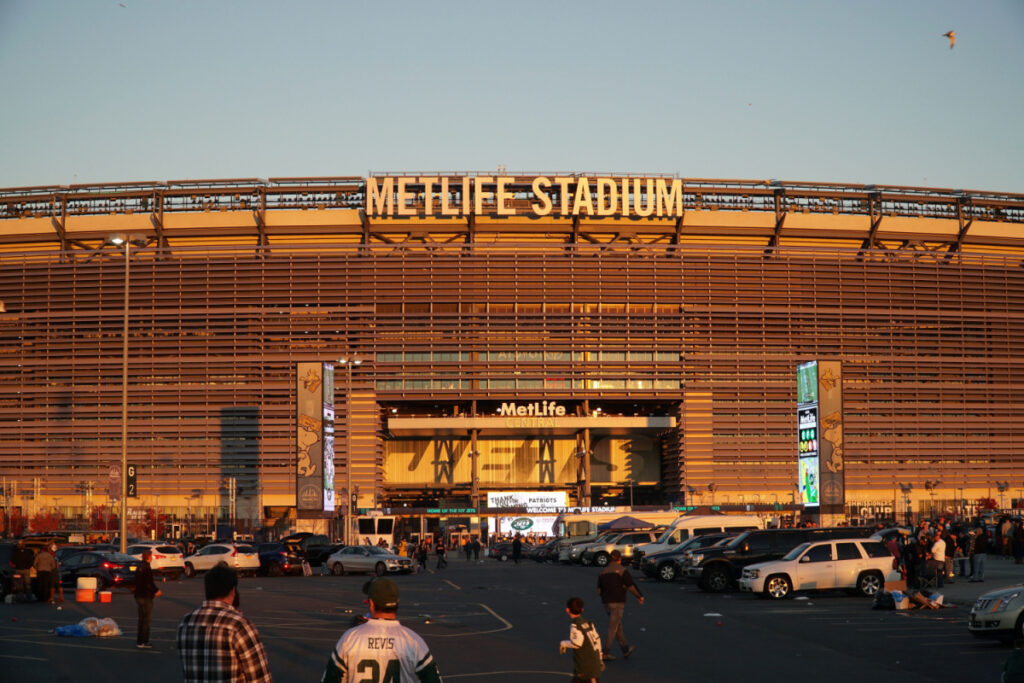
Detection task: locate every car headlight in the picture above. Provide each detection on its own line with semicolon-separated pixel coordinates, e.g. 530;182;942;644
692;554;704;565
747;569;760;579
993;593;1021;612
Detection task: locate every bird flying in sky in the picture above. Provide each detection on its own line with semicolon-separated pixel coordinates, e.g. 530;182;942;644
943;31;956;49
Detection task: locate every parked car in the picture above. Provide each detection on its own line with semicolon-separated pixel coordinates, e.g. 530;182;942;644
529;538;560;563
59;551;141;589
687;527;877;592
969;584;1024;642
55;544;116;564
183;543;260;577
580;530;661;567
738;538;899;599
126;544;186;579
326;545;414;576
257;542;305;576
640;533;733;581
488;540;534;562
631;514;762;567
304;543;345;568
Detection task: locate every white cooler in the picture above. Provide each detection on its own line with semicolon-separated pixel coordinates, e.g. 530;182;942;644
76;577;99;590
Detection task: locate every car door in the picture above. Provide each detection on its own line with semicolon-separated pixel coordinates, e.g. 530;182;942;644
60;552;87;585
794;542;835;590
833;542;866;589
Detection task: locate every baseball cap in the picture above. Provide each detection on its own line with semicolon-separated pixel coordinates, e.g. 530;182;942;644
364;578;399;610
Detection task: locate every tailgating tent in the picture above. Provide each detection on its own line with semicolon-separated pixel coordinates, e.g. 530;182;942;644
598;516;655;531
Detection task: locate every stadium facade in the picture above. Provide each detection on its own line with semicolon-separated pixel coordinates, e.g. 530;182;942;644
0;174;1022;535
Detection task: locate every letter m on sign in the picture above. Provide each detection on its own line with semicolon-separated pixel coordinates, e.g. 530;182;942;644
366;177;394;216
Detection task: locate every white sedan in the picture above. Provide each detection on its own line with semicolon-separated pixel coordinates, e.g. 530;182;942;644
738;538;899;599
184;543;260;577
326;545;413;576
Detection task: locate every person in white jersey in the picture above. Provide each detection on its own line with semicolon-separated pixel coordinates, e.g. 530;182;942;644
321;578;442;683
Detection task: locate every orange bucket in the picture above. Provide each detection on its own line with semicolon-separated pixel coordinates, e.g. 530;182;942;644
98;591;112;603
75;588;95;603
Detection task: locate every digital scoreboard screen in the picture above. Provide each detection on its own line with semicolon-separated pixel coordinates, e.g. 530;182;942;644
796;361;820;508
796;361;818;405
798;407;818;458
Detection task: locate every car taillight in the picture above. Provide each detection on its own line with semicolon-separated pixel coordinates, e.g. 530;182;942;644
103;562;122;569
153;554;164;560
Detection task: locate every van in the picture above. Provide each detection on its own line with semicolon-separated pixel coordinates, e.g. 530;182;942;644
631;514;763;566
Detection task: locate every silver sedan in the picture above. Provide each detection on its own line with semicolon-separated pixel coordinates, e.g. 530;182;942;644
326;545;413;576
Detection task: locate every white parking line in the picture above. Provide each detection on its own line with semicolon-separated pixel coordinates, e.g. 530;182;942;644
444;579;461;590
443;670;566;678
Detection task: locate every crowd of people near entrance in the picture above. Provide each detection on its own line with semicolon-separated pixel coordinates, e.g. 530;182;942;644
879;515;1021;589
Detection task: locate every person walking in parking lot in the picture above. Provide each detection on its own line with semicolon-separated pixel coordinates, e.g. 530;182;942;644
177;564;272;682
134;548;162;649
559;596;604;683
596;550;643;661
435;538;447;569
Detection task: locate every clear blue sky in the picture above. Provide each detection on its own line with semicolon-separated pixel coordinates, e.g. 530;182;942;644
1;0;1021;192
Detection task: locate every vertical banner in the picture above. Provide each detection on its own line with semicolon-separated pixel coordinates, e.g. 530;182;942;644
297;363;324;512
796;361;819;508
816;361;845;514
322;362;335;513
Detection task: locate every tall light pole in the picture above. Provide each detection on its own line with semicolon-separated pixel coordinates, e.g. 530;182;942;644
109;234;143;553
338;358;362;544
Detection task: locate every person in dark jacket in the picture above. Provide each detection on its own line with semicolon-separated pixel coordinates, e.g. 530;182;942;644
133;548;162;648
969;525;989;582
596;550;644;661
512;534;523;565
10;540;35;600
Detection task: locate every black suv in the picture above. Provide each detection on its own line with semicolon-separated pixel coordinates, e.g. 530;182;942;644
686;527;875;592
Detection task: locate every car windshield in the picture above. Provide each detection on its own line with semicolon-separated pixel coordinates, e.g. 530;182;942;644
367;546;391;555
782;543;812;561
712;535;738;547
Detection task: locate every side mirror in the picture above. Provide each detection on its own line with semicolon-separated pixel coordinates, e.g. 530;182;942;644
800;555;811;563
741;543;750;553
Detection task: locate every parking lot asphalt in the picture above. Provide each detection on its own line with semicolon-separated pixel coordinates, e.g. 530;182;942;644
1;554;1022;682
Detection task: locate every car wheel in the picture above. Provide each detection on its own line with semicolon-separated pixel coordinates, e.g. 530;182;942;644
580;555;591;566
594;552;610;567
1013;612;1024;645
268;562;283;578
375;562;386;577
657;563;677;582
700;566;731;593
331;562;345;576
765;575;793;600
184;563;196;578
856;571;883;597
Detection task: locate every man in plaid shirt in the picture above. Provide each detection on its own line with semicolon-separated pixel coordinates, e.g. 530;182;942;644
177;564;273;682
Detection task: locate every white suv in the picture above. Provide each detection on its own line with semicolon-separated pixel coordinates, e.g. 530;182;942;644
126;543;186;580
738;538;898;599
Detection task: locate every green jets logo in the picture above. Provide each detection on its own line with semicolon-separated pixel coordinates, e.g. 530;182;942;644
511;518;533;531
